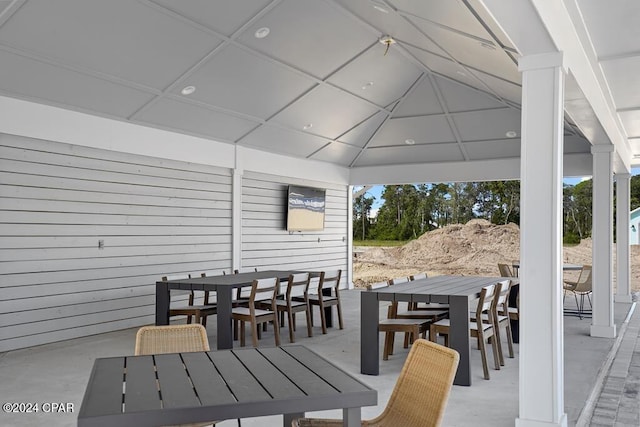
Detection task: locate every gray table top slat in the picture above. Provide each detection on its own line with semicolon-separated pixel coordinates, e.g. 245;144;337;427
159;270;295;288
79;357;124;418
282;346;371;393
181;352;237;406
232;348;304;399
124;356;161;413
154;354;200;409
208;350;271;402
258;347;336;396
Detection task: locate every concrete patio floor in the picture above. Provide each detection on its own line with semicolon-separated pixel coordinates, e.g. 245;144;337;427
0;289;636;427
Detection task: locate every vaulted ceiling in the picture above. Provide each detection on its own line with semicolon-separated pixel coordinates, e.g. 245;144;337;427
0;0;635;169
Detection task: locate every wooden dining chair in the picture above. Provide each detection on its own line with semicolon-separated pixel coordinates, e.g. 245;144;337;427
162;275;218;327
263;272;312;343
430;283;501;380
231;277;280;347
293;339;459;427
498;263;515;278
367;281;431;360
471;280;514;366
301;270;343;334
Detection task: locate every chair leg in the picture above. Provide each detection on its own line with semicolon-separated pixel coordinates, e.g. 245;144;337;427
489;331;501;371
273;315;281;347
287;311;295;343
477;332;490;380
336;299;344;330
305;306;313;338
382;332;391;360
251;320;259;348
240;321;246;347
505;322;515;358
493;321;505;367
319;302;328;334
201;314;207;327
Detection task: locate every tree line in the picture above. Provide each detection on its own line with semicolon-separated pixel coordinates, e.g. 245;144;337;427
353;176;640;242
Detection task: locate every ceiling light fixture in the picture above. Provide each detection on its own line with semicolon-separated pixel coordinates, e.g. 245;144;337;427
362;81;374;90
505;131;517;138
372;4;389;13
254;27;270;39
303;123;313;131
181;86;196;95
405;138;415;145
378;35;396;56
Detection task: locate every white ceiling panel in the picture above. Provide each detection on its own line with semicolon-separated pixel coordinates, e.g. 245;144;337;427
354;142;464;166
453;108;521;141
173;45;315;120
564;135;592;153
394;78;445;117
471;70;522;105
332;0;447;57
337;112;388;148
328;43;423;107
136;98;258;142
309;141;362;166
619;110;640;138
434;76;506;113
408;16;520;84
0;49;154;118
369;115;455;147
150;0;273;37
463;139;520;160
391;0;492;42
239;124;329;158
237;0;373;79
403;45;486;89
0;0;222;89
464;0;517;51
578;0;640;58
600;57;640;110
272;84;380;140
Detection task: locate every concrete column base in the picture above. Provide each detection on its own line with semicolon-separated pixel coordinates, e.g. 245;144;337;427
516;413;567;427
591;324;617;338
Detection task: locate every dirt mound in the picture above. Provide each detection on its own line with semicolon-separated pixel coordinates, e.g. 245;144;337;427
353;220;640;292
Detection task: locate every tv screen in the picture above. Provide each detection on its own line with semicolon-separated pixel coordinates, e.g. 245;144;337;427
286;185;326;231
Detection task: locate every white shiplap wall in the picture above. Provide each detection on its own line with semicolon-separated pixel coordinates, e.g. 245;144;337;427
0;134;232;352
241;171;349;283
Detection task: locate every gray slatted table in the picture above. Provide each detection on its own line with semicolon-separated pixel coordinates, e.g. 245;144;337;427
361;275;508;386
78;346;376;427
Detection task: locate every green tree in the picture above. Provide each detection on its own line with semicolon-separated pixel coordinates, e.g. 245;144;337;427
352;193;375;240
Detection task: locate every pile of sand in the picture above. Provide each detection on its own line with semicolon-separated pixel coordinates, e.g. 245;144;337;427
353;219;640;293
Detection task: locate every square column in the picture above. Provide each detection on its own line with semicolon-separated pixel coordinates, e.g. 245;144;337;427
517;52;567;427
615;173;632;303
591;146;616;338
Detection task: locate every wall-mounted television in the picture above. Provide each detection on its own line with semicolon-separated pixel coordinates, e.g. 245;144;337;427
286;185;326;231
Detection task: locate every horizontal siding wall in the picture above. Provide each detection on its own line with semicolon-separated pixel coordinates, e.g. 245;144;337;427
241;171;349;284
0;134;232;352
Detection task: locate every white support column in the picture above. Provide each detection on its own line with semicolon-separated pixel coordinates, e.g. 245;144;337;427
615;173;632;303
591;146;617;337
232;159;243;273
517;52;567;427
347;185;354;289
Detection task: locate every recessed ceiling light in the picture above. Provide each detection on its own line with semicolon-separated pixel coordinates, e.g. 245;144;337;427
303;123;313;131
254;27;270;39
362;81;374;90
181;86;196;95
405;138;415;145
506;131;517;138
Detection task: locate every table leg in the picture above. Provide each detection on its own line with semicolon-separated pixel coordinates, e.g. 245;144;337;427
449;295;472;386
216;287;233;350
155;281;170;325
360;291;379;375
343;407;361;427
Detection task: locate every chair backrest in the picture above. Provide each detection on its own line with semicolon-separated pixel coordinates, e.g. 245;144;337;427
410;272;428;281
249;277;279;304
575;265;592;292
375;339;459;427
477;283;498;317
492;280;512;318
497;263;514;277
389;276;409;285
286;272;310;299
366;281;390;291
318;270;341;292
134;324;210;355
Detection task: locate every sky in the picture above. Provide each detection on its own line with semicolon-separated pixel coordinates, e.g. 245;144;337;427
362;167;640;217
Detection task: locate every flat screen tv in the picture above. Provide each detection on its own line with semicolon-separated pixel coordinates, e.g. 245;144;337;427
286;185;326;231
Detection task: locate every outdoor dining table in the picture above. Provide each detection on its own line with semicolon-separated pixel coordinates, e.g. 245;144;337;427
361;275;507;386
77;345;377;427
155;270;297;350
